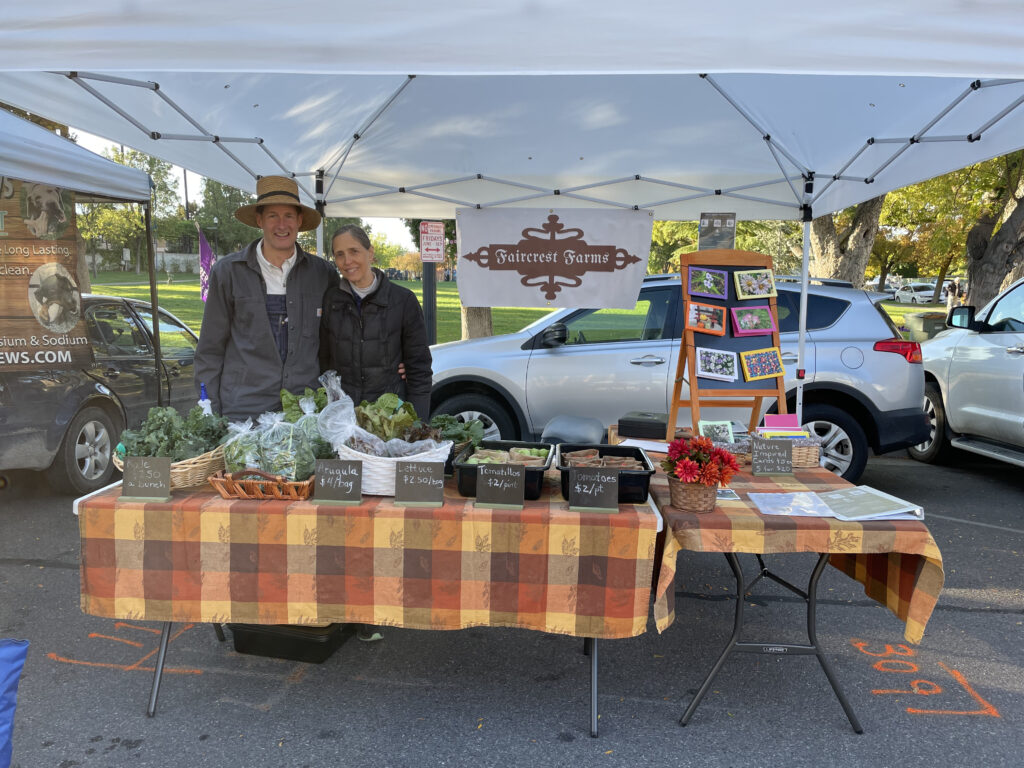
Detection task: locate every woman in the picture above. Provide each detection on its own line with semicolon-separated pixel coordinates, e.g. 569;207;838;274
320;224;433;421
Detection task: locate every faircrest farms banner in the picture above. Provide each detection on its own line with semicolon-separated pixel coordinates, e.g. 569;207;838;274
0;179;93;371
455;208;652;309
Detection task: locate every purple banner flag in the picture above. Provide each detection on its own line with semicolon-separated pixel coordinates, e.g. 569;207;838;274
197;225;215;302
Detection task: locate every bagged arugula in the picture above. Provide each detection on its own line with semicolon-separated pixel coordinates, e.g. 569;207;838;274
222;419;262;473
258;412;315;481
295;396;335;460
281;386;328;423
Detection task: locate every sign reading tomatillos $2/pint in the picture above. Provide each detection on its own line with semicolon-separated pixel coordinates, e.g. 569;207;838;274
0;179;93;372
455;208;653;309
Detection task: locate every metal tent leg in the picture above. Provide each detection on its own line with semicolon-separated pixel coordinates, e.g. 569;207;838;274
147;621;172;717
213;623;226;642
589;638;599;737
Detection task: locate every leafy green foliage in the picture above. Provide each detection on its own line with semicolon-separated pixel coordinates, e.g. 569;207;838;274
355;393;419;440
121;406;228;462
259;422;316;481
280;387;328;422
429;413;485;446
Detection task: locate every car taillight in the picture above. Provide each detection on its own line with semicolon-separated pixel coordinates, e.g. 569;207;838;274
873;338;922;363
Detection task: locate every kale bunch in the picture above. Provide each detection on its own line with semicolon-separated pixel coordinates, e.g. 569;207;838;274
121;405;230;462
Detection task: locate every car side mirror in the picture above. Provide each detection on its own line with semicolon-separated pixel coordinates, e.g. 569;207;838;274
947;306;973;328
539;323;568;348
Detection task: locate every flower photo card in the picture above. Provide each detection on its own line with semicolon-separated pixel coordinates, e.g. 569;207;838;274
740;346;785;381
685;302;727;336
698;419;735;443
730;305;776;336
688;266;729;300
695;347;739;382
734;268;777;299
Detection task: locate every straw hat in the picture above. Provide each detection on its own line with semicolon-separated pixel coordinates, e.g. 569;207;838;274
235;176;321;231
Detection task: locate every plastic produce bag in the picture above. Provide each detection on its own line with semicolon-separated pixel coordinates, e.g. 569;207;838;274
258;413;315;481
222;419;262;473
317;372;359;453
296;396;335;460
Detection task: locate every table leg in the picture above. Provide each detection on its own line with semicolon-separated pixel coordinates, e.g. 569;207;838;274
213;623;226;642
680;552;745;726
590;638;599;738
679;553;863;733
146;621;172;718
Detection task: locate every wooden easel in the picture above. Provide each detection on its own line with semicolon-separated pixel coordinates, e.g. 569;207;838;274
667;249;787;440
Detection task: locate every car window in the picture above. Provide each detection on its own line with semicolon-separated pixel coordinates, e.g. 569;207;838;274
986;282;1024;332
561;288;674;345
135;308;198;359
775;290;849;332
85;303;151;357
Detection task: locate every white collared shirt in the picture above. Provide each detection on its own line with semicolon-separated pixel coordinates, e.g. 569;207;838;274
256;239;297;295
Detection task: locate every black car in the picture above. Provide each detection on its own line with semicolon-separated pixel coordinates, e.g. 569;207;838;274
0;294;199;494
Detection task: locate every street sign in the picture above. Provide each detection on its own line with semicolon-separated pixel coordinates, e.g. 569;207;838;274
419;220;445;262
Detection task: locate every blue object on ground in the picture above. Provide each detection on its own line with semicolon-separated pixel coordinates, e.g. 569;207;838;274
0;639;28;768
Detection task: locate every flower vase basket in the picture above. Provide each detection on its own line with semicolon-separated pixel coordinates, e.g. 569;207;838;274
667;477;719;514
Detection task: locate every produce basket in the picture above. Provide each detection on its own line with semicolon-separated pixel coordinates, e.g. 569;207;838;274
444;440;472;476
554;443;655;504
113;444;226;490
334;440;453;496
207;469;315;500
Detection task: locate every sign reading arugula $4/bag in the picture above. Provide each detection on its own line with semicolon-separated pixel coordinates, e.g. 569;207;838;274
455;208;652;309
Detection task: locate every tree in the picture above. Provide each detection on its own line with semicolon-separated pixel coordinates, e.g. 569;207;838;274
393;251;423;279
962;151;1024;306
299;215;366;257
649;221;696;273
369;233;406;269
0;102;76;140
810;195;887;286
194;179;256;255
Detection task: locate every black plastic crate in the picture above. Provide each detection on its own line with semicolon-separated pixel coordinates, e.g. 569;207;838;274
616;411;669;439
227;623;353;663
555;443;656;504
453;440;553;500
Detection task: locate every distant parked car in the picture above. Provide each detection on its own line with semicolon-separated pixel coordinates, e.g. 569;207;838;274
430;274;928;482
895;283;938;304
909;277;1024;467
0;295;198;494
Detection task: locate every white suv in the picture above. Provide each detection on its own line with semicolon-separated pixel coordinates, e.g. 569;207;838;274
430;275;928;482
909;277;1024;467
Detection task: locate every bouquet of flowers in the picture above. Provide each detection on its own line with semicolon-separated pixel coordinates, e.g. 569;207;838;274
661;436;740;488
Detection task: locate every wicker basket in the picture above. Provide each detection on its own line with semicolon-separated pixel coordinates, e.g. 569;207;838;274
667;477;719;514
113;444;226;490
208;469;315;500
334;440;453;495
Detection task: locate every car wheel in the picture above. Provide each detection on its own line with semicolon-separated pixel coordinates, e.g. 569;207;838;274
801;404;868;483
47;406;118;495
432;393;517;441
907;383;953;464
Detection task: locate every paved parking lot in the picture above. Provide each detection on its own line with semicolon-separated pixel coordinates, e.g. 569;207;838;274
1;452;1021;768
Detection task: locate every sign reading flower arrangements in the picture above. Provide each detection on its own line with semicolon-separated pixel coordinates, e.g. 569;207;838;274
456;208;652;309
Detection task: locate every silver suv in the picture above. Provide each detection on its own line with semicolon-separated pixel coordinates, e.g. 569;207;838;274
909;276;1024;467
430;275;928;482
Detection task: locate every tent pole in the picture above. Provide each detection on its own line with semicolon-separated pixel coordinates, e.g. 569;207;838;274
144;202;164;407
796;217;810;422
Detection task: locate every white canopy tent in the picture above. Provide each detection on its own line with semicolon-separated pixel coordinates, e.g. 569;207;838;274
0;108;150;202
2;0;1022;417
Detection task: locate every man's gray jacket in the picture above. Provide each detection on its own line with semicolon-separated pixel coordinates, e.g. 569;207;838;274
194;240;337;420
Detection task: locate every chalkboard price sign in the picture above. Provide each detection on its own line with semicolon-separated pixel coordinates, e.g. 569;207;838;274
394;461;445;506
751;437;793;476
121;456;173;501
315;459;362;505
475;464;525;509
568;467;620;512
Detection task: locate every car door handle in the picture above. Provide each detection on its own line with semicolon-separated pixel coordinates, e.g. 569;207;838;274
1008;345;1024;354
103;367;120;378
168;366;181;377
781;353;799;364
630;355;666;366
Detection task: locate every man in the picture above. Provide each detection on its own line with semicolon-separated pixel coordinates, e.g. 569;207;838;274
194;176;337;420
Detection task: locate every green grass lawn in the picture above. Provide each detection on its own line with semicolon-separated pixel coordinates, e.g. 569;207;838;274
89;270;552;343
879;300;948;332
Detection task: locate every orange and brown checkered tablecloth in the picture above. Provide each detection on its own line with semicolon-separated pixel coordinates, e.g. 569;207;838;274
78;474;659;639
651;469;944;644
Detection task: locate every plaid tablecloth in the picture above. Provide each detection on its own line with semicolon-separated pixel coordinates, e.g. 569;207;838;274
79;474;659;639
651;469;944;644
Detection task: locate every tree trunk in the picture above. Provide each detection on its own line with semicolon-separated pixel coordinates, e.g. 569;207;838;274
965;203;1024;307
810;195;886;285
461;306;493;339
